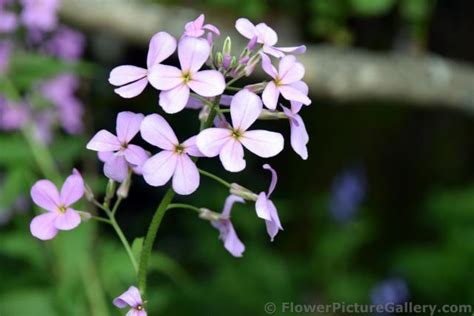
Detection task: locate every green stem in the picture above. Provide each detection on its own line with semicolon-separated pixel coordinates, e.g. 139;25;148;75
198;169;231;188
109;214;138;273
167;203;202;213
90;216;112;225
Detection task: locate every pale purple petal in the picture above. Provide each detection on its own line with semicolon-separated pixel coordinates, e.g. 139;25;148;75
159;84;190;114
140;114;178;150
182;136;205;157
262;45;285;58
31;180;60;212
230;89;263;131
274;45;306;55
147;31;177;68
128;310;147;316
54;208;81;230
223;221;245;257
263;164;278;196
279;84;311;105
148;64;183;91
109;66;147;86
113;286;142;308
220;94;233;106
222;195;245;217
240;130;284;158
184;14;205;37
255;23;278;45
196;128;231;157
178;37;210;73
142;151;177;187
86;130;121;152
262;81;280;110
255;192;271;220
98;151;113;163
172;154;199;195
104;154;129;182
113;78;149;99
235;18;256;40
289;81;309;113
124;144;149;166
203;24;220;35
30;212;58;240
60;172;84;206
286;109;309;160
260;53;277;78
219;139;246;172
265;200;283;241
188;70;225;97
185;95;204;109
116;112;144;144
278;55;305;85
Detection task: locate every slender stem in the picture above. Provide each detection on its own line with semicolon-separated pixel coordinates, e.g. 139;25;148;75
109;214;138;273
167;203;202;213
90;216;112;225
225;86;240;91
111;197;123;216
198;168;231;188
226;74;244;88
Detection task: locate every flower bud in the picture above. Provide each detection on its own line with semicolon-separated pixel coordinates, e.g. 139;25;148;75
117;175;131;199
77;211;92;221
222;54;232;69
247;36;258;50
105;179;116;205
230;183;258;201
199;208;221;221
215;52;223;68
84;182;95;202
223;36;232;56
244;54;261;76
245;82;267;94
259;109;287;120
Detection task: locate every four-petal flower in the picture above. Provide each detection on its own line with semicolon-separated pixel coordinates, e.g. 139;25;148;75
113;286;147;316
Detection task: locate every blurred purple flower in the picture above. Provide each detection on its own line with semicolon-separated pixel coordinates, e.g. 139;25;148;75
329;167;366;223
0;40;12;74
44;26;85;60
33;110;55;143
0;97;29;131
371;278;409;314
21;0;59;32
0;2;17;33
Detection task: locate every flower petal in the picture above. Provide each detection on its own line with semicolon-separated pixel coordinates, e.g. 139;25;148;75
230;89;262;131
263;164;278;196
104;154;129;182
223;221;245;257
235;18;256;40
98;151;113;163
116;111;145;144
188;70;225;97
255;23;278;45
124;144;149;166
30;212;58;240
262;45;285;58
159;84;190;114
279;55;305;85
31;180;60;212
113;286;143;309
172;154;199;195
279;84;311;105
222;195;245;217
255;192;271;220
109;65;147;86
182;135;205;157
219;139;246;172
142;151;177;187
140;114;178;150
265;200;283;241
240;130;284;158
54;208;81;230
262;81;280;110
114;78;149;99
178;37;210;73
260;53;277;78
274;45;306;55
289;81;309;113
86;130;121;152
60;172;84;207
147;64;183;91
196;128;231;157
147;31;177;68
288;112;309;160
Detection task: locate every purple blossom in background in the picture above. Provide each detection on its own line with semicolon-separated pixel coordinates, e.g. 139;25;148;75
0;97;29;131
0;2;17;33
196;89;284;172
44;25;85;60
40;74;84;134
256;164;283;241
211;195;245;257
140;114;203;195
109;31;176;99
261;53;311;110
20;0;59;32
113;286;147;316
30;170;85;240
0;40;12;74
184;14;220;43
87;112;148;183
32;109;55;143
235;18;306;57
148;36;225;114
371;278;409;315
329;167;366;224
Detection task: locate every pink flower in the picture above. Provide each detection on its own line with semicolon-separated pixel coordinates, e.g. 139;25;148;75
30;170;85;240
0;4;17;33
261;53;311;110
113;286;146;316
148;37;225;114
211;195;245;257
109;32;177;98
281;81;309;160
86;112;147;182
235;18;306;58
184;14;220;40
255;164;283;241
140;114;203;195
196;89;284;172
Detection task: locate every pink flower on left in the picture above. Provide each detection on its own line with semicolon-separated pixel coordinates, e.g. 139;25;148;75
30;170;85;240
113;286;147;316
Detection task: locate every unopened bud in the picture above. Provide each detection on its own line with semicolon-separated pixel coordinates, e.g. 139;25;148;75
245;82;267;94
230;183;258;201
199;105;210;122
247;36;258;50
223;36;232;56
222;54;232;69
199;208;221;221
78;211;92;221
104;179;116;207
244;54;261;76
84;183;94;202
259;109;287;120
117;175;131;199
215;52;223;67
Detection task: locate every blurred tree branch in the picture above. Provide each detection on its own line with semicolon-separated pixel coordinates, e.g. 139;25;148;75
60;0;474;112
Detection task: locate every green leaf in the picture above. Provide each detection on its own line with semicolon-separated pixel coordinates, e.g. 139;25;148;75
131;237;144;266
350;0;396;16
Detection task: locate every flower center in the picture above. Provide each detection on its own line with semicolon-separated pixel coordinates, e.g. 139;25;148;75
136;304;144;311
174;144;185;155
274;76;282;87
58;205;67;213
182;71;192;83
231;129;243;139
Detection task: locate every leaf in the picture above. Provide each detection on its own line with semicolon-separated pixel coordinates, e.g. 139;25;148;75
350;0;396;16
131;237;144;266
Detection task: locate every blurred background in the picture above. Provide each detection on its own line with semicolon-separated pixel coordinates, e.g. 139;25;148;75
1;0;474;315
